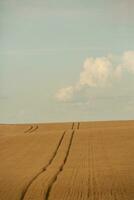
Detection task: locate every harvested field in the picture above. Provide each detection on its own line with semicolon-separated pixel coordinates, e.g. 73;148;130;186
0;121;134;200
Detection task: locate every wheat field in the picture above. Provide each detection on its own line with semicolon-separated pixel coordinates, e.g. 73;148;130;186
0;121;134;200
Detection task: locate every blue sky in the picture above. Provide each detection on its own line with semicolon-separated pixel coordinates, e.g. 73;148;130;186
0;0;134;123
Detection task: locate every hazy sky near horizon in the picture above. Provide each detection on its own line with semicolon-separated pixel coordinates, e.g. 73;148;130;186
0;0;134;123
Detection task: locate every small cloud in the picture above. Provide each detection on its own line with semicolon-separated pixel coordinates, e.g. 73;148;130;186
79;56;112;87
55;86;74;102
55;51;134;102
122;51;134;73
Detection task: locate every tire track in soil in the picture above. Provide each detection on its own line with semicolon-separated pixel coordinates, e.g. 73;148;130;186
29;125;39;133
45;130;75;200
24;126;33;133
72;122;74;130
77;122;80;130
20;131;66;200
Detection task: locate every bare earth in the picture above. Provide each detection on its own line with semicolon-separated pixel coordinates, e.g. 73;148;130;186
0;121;134;200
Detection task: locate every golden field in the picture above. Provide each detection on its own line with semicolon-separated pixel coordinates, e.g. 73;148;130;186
0;121;134;200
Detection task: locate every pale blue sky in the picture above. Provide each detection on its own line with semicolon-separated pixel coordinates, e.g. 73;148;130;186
0;0;134;123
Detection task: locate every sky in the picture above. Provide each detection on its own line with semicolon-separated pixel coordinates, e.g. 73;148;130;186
0;0;134;123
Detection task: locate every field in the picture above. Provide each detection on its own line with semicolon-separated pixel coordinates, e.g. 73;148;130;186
0;121;134;200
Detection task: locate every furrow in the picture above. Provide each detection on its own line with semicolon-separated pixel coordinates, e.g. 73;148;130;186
20;131;66;200
77;122;80;130
29;125;39;133
45;130;75;200
71;122;74;130
24;126;33;133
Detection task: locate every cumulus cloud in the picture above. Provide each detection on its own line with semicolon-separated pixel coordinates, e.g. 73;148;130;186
56;86;74;102
55;51;134;102
122;51;134;73
80;56;112;87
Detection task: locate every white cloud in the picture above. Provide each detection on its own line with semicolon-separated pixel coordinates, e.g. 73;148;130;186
56;51;134;102
122;51;134;73
56;86;74;102
80;57;112;87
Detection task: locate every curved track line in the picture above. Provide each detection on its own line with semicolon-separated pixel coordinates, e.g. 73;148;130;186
45;130;75;200
29;125;39;133
24;126;33;133
20;131;66;200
